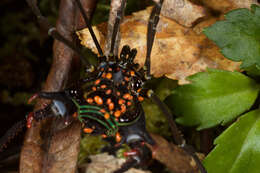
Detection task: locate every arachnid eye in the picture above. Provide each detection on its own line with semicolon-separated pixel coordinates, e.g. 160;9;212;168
130;77;143;91
51;100;67;117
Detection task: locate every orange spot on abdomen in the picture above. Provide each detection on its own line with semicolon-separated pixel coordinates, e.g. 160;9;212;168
130;71;135;76
118;99;125;105
106;89;112;95
100;109;106;113
86;98;93;104
116;132;121;142
106;73;112;79
123;93;133;100
104;113;110;119
101;85;107;89
94;96;103;105
138;96;144;102
84;128;93;133
95;79;101;85
114;110;121;117
121;104;126;113
127;101;132;106
108;102;114;111
106;98;112;104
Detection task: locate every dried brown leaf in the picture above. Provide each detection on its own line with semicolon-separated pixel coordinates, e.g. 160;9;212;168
198;0;259;13
148;134;199;173
231;0;259;9
77;7;240;84
80;153;150;173
161;0;206;27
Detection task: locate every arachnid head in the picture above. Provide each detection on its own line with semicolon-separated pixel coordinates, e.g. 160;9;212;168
93;45;145;95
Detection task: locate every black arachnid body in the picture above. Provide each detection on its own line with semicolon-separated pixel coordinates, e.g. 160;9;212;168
26;45;155;147
0;0;207;173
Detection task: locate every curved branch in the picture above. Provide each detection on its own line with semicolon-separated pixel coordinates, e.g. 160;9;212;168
19;1;97;173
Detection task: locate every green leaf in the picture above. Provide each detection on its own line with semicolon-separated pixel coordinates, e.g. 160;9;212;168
245;64;260;77
79;135;109;164
204;109;260;173
204;5;260;73
165;69;259;130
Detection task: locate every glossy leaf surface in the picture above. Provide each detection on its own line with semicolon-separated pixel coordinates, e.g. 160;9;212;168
165;69;259;130
204;5;260;74
204;109;260;173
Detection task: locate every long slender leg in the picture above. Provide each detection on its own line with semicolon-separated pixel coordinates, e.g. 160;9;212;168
0;119;26;152
109;0;127;56
148;91;184;145
28;90;79;105
75;0;104;56
149;91;207;173
27;90;79;128
26;0;91;68
0;111;54;152
144;0;164;78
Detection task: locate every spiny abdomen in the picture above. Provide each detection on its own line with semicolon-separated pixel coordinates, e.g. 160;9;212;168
73;65;143;139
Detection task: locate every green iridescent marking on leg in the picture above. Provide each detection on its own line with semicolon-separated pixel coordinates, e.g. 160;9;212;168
71;98;81;110
117;114;141;126
79;110;116;130
78;103;118;129
79;105;101;110
80;113;117;136
79;105;118;129
71;98;118;136
79;114;110;130
110;115;119;127
108;116;119;134
106;115;118;135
